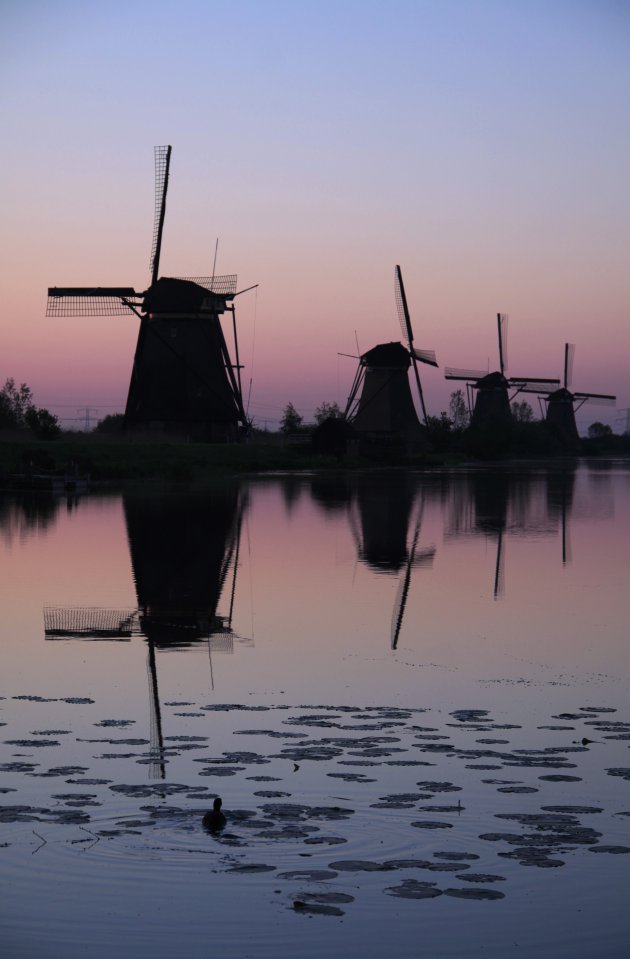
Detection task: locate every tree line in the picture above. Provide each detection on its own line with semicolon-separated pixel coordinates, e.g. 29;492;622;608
277;391;533;434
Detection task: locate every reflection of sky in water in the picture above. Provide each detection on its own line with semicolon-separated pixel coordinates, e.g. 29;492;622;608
1;466;629;710
1;466;629;958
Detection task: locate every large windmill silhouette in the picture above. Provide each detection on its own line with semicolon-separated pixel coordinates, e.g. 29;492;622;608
522;343;616;448
344;266;438;444
47;146;253;439
445;314;558;427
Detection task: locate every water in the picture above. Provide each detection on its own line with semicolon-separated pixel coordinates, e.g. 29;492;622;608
1;463;629;958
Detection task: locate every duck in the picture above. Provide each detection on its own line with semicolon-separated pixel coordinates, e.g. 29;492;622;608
203;796;227;832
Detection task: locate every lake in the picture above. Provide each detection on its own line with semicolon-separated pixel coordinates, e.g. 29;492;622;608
1;463;629;958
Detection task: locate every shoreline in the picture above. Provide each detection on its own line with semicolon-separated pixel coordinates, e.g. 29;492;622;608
1;432;628;488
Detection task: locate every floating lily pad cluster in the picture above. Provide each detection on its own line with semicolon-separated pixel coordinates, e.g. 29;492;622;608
1;698;629;917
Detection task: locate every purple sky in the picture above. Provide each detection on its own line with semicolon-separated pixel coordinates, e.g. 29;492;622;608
2;0;628;430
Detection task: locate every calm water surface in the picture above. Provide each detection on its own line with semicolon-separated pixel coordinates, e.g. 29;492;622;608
1;464;629;958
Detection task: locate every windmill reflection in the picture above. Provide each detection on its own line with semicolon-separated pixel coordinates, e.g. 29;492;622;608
545;467;577;566
44;485;249;778
348;475;435;648
0;491;80;543
444;468;577;597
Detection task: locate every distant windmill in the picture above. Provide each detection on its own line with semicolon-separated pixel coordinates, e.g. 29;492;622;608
344;266;438;443
445;314;559;428
522;344;616;448
47;146;254;439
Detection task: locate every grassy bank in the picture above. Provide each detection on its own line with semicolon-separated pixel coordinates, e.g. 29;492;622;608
1;428;628;486
0;432;362;484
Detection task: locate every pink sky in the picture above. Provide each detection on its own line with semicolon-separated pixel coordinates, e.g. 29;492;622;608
1;1;628;430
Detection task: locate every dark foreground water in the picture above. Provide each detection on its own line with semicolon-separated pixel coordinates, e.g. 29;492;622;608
1;464;629;958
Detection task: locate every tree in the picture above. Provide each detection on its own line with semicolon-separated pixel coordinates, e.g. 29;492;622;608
314;401;341;425
511;400;534;422
280;402;303;433
425;411;453;450
449;390;469;429
25;407;61;440
0;378;60;438
0;378;34;429
588;421;613;438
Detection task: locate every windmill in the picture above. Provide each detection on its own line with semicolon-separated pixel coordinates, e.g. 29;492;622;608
445;314;559;428
47;146;253;439
344;266;438;445
522;344;616;449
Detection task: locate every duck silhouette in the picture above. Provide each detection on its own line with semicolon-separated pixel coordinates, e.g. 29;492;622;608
203;796;227;832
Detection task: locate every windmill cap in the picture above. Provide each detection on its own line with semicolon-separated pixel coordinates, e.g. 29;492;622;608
362;342;411;368
143;277;231;314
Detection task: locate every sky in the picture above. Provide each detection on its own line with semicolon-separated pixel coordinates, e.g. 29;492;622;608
1;0;629;431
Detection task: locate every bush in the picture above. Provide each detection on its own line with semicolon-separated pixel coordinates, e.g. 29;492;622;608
95;413;125;433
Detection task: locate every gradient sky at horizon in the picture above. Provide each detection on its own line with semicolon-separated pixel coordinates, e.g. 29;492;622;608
1;0;628;430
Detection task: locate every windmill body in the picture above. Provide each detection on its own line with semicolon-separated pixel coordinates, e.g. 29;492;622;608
545;386;580;448
47;147;248;440
125;277;243;439
469;371;512;427
344;267;437;450
349;342;425;441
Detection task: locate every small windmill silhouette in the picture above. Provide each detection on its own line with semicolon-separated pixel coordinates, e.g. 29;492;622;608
445;314;559;426
345;266;438;438
521;343;616;447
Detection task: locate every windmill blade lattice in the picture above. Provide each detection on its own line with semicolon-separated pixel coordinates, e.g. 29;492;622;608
177;275;238;295
395;265;414;351
412;347;438;366
497;313;508;375
573;392;616;406
46;288;140;317
394;266;438;367
444;367;489;381
564;343;575;389
150;145;172;285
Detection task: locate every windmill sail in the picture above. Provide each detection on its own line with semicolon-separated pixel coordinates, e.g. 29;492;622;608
497;313;508;375
46;288;140;316
150;145;172;286
564;342;575;389
445;367;489;381
394;265;437;424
